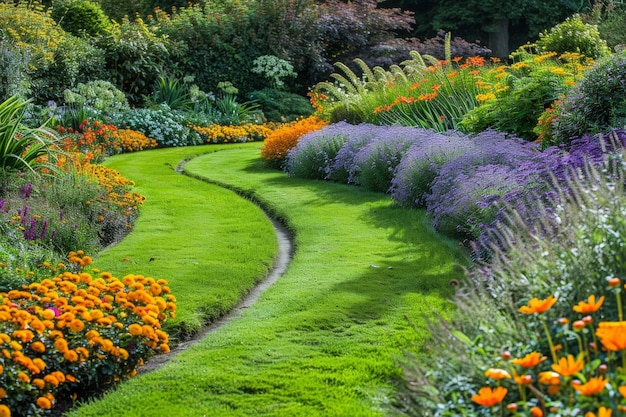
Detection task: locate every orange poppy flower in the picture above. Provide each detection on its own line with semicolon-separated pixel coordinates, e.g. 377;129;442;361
512;352;547;368
471;386;508;407
573;376;608;396
519;296;557;314
573;295;604;314
551;354;584;377
596;321;626;351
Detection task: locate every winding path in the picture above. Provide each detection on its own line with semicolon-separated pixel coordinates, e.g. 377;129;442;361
69;142;467;417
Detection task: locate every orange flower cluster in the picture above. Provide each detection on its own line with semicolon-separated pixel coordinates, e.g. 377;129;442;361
470;282;626;415
191;123;274;144
57;120;120;164
260;116;327;167
112;129;159;153
0;251;176;416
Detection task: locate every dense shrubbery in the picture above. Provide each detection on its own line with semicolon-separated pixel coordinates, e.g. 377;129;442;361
260;116;327;168
535;14;610;59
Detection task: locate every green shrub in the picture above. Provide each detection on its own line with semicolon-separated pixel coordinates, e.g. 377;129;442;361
63;80;129;115
98;17;170;105
0;40;32;101
247;88;314;122
51;0;112;38
535;14;610;59
251;55;297;89
597;10;626;50
548;51;626;147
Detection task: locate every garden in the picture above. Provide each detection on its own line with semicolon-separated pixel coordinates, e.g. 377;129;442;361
2;0;626;415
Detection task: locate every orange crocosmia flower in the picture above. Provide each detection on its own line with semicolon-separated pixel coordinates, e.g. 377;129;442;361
596;321;626;351
573;295;605;314
512;352;547;368
551;354;585;377
471;386;508;407
519;296;557;314
484;368;511;380
573;376;609;396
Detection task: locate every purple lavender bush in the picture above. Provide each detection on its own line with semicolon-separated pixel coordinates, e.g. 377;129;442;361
328;124;379;183
425;130;541;238
390;131;474;207
352;126;433;192
285;122;353;180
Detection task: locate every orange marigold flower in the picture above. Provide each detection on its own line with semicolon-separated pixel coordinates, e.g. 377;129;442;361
36;396;52;410
573;295;604;314
0;387;5;398
53;338;69;354
552;354;585;377
519;296;557;314
512;352;547;368
31;341;46;353
0;405;10;417
484;368;511;380
596;321;626;351
471;386;507;407
128;323;143;336
32;378;45;389
573;376;608;396
69;319;85;332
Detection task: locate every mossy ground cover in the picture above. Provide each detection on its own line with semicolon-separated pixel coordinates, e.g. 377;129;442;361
69;142;467;416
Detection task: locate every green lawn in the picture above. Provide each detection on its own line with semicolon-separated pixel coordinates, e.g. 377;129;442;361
69;142;467;416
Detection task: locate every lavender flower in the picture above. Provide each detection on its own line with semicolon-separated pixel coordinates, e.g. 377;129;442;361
391;131;474;207
18;183;34;199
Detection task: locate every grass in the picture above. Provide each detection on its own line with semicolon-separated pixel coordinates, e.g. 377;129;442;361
69;142;467;416
88;143;279;338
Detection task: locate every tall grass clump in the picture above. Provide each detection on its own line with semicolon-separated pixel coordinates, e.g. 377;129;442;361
396;133;626;417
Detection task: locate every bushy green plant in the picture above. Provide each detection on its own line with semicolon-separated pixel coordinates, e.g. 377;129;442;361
536;14;610;59
51;0;112;38
115;105;202;147
247;88;314;122
99;17;170;105
150;76;193;111
460;49;590;140
597;9;626;50
547;51;626;147
63;80;129;115
251;55;297;89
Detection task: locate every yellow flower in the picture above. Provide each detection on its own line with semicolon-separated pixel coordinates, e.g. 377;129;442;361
551;354;584;377
471;386;508;407
596;321;626;351
573;376;608;396
484;368;511;380
519;296;557;314
512;352;547;368
585;406;612;417
573;295;604;314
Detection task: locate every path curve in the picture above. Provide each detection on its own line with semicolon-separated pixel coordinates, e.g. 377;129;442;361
138;157;294;374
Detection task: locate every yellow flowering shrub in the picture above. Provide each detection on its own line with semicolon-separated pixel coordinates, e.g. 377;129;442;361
0;251;176;416
191;123;274;144
112;129;159;153
260;116;327;168
0;3;65;71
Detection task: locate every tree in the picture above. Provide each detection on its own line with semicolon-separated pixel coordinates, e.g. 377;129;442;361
382;0;587;57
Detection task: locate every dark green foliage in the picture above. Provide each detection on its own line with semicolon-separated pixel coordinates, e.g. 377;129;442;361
247;88;313;122
32;35;107;103
597;9;626;50
98;17;170;105
51;0;112;38
150;76;193;111
549;51;626;146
